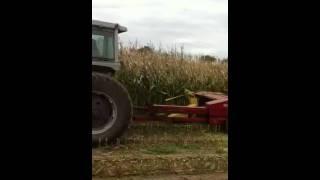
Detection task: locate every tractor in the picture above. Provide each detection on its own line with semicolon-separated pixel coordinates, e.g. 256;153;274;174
92;20;132;143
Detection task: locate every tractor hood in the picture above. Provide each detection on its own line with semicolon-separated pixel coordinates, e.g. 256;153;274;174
92;20;127;33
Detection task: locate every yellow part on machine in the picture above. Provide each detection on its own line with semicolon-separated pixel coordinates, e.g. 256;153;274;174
188;95;198;106
168;95;198;118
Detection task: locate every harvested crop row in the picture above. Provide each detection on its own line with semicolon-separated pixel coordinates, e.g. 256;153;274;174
93;153;227;177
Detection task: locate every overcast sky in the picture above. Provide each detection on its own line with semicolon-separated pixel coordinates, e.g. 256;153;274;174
92;0;228;58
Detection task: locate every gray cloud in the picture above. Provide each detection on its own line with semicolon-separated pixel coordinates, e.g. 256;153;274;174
93;0;228;58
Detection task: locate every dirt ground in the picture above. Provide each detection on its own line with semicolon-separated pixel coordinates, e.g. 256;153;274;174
93;122;228;179
93;172;227;180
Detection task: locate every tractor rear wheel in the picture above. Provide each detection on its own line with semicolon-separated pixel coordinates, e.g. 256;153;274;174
92;72;132;144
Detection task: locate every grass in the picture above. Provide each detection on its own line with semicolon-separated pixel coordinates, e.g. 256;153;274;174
142;144;179;155
140;144;200;155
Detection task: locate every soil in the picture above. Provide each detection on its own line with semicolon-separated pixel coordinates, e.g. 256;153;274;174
93;172;228;180
92;122;228;179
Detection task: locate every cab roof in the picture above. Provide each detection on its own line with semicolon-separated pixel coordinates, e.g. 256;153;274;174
92;20;127;33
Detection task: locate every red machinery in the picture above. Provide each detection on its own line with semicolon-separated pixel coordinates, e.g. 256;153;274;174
133;91;228;130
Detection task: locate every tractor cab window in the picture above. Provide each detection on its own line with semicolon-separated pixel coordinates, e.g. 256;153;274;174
92;31;114;60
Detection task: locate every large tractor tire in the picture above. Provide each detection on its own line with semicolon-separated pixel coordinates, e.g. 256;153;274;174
92;72;132;144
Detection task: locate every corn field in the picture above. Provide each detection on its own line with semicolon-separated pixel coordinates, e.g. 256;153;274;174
115;44;228;106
